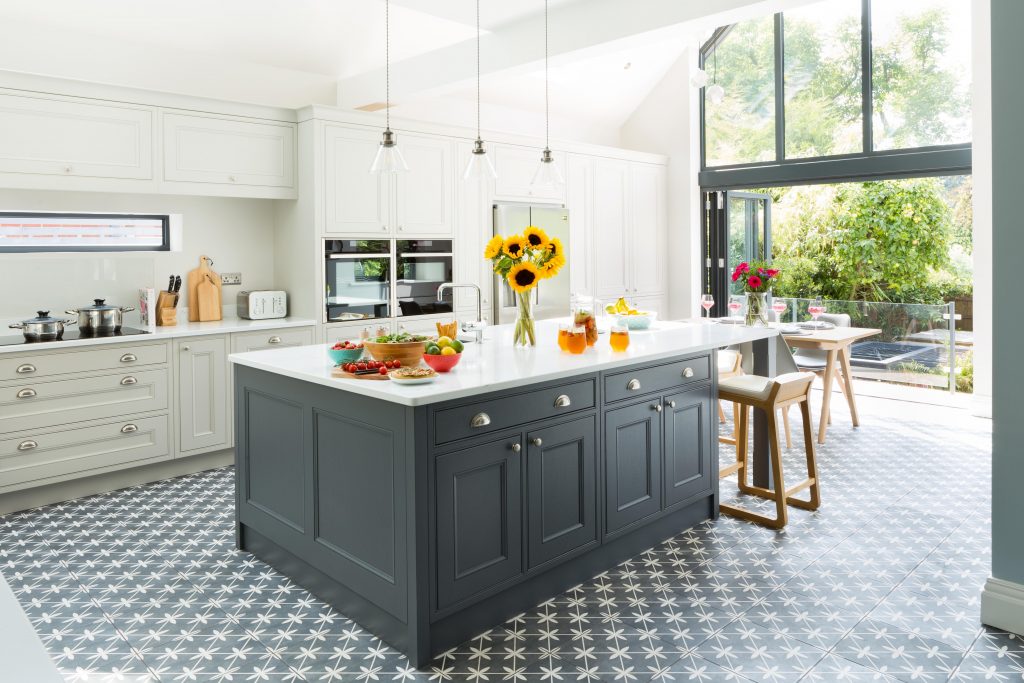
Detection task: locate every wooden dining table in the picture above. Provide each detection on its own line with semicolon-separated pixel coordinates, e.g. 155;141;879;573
778;324;881;443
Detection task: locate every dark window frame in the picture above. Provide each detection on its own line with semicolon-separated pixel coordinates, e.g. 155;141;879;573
699;0;972;189
0;212;171;254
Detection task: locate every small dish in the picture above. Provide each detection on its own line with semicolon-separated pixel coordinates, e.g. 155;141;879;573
388;374;436;385
328;346;364;364
389;366;438;385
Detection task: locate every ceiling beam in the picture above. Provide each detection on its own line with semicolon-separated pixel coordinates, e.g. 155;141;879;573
337;0;817;108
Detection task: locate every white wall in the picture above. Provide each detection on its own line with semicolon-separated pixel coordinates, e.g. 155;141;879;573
972;0;993;415
0;190;276;327
619;49;700;320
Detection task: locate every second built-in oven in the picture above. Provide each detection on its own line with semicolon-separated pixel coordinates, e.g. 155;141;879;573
323;239;452;323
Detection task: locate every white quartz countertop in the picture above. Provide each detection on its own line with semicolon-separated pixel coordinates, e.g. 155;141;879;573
0;317;316;354
229;320;779;406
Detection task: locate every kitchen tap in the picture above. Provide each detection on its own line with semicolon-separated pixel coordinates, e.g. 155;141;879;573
437;283;486;343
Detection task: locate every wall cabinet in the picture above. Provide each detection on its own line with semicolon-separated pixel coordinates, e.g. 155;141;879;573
162;113;295;194
492;144;566;203
435;434;523;609
175;336;229;454
0;94;153;180
324;125;454;237
565;155;595;296
592;159;632;300
630;163;668;298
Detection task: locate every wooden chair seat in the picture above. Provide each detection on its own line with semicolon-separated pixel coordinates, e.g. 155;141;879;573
718;370;821;529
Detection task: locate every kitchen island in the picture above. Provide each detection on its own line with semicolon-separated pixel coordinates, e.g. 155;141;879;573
229;320;778;666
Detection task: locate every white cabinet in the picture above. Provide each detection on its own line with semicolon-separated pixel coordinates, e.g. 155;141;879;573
454;141;494;319
394;133;454;236
566;154;595;297
592;159;632;300
162;113;295;196
231;327;313;353
630;163;668;298
175;336;229;455
0;94;153;180
492;144;566;202
323;125;454;237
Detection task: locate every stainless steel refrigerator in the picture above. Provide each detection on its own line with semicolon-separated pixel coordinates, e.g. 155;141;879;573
492;203;570;324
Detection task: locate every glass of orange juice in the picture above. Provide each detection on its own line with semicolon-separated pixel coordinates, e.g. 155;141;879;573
566;325;587;354
610;324;630;351
557;323;570;351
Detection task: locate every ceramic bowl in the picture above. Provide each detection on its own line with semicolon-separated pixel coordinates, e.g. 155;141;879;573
422;352;461;372
616;311;657;330
328;346;364;364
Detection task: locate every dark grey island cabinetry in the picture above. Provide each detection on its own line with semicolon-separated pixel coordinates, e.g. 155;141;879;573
230;322;776;666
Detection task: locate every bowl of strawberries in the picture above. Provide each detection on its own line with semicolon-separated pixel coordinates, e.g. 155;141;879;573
328;340;365;365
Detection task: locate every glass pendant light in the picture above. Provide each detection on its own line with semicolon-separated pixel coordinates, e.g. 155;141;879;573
370;0;409;174
530;0;564;192
706;47;725;105
463;0;496;181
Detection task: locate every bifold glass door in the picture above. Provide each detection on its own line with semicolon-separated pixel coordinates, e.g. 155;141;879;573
701;191;772;317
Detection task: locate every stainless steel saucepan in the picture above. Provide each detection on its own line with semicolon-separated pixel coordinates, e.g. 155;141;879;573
66;299;135;334
8;311;76;341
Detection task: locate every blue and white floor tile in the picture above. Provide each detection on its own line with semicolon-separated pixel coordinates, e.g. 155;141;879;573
0;395;1006;681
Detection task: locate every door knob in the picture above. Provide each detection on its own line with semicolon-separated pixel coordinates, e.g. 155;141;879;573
682;367;694;378
652;403;662;412
668;400;677;408
182;345;191;351
532;437;543;446
511;443;521;453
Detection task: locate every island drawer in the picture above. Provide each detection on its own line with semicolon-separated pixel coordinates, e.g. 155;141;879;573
604;354;711;403
433;378;596;445
0;414;170;491
1;368;169;435
0;342;168;381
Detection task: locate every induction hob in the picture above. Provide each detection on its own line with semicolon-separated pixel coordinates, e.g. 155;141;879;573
0;326;153;347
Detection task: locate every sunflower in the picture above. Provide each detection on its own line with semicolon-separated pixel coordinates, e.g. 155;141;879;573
503;235;526;259
546;236;564;259
507;261;541;292
523;225;550;249
484;234;504;260
539;253;566;278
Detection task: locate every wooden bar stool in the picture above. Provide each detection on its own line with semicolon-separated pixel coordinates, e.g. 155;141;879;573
717;349;742;446
718;371;821;529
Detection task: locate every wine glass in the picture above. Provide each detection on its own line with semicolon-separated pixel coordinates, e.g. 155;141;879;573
808;296;826;327
700;294;715;319
727;296;743;318
771;298;787;322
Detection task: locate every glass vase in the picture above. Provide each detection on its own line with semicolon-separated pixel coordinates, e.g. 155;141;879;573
745;292;769;327
513;292;536;347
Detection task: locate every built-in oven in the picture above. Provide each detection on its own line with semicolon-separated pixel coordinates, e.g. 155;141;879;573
323;239;453;323
324;240;391;322
395;240;453;318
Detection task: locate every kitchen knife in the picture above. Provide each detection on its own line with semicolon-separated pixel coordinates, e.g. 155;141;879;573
167;275;175;293
172;276;181;293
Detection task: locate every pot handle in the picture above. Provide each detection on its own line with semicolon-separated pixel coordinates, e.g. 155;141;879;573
64;319;78;326
8;323;23;329
65;309;78;315
119;306;136;313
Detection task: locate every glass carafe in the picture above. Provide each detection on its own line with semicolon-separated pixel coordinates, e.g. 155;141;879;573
571;293;599;347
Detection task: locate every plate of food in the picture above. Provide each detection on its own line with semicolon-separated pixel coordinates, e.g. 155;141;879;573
389;365;438;385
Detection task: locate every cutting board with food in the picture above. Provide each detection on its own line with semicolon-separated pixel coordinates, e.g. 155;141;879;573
331;359;400;380
186;256;222;322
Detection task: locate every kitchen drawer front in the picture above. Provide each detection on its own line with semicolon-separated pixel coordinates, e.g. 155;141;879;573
1;368;169;434
0;343;168;381
231;327;314;353
433;378;596;446
0;415;170;490
604;355;711;404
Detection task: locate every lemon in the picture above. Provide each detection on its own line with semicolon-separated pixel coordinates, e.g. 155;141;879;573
604;304;617;314
436;335;453;348
440;346;457;356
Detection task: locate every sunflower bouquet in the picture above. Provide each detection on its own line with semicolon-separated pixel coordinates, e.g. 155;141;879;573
484;225;566;346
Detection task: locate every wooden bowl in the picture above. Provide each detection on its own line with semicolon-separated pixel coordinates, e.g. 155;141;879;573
363;340;426;367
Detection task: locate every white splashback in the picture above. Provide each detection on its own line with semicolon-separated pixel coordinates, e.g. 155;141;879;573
0;189;277;328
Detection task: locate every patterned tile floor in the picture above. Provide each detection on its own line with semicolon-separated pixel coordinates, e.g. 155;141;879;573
0;392;1012;682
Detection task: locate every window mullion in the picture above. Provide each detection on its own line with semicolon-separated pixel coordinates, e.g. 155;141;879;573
774;13;786;162
862;0;874;153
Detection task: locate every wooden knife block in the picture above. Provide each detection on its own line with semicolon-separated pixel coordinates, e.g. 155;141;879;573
156;291;178;327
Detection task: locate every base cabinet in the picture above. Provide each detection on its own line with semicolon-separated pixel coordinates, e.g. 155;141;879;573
435;434;523;610
605;400;663;533
176;336;229;454
664;386;714;508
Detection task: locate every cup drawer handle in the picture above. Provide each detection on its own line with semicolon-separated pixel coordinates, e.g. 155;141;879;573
17;440;37;451
120;424;138;434
268;336;282;344
553;394;572;408
16;388;36;399
120;376;138;386
120;353;137;363
626;378;642;391
682;367;695;378
470;412;491;428
16;364;36;374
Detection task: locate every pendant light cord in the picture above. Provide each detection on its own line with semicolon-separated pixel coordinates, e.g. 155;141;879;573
476;0;481;140
385;0;391;131
544;0;550;149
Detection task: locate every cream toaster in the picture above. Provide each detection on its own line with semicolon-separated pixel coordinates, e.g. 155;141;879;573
237;291;287;320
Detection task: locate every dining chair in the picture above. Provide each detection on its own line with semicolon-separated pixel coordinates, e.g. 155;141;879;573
792;312;852;425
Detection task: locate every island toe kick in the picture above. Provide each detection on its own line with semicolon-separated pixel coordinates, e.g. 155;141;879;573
233;351;720;667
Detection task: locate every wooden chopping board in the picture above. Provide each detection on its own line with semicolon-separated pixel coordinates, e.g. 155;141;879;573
186;255;222;322
331;367;391;381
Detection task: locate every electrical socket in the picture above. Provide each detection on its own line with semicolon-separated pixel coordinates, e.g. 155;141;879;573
221;272;242;286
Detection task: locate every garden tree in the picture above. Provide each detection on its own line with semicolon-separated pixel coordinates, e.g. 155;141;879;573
770;179;954;302
705;4;969;164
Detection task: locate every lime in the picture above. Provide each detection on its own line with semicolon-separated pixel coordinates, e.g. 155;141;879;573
426;344;441;355
450;339;464;353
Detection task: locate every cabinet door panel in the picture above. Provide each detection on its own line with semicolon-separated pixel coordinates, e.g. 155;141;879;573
435;435;523;609
605;401;662;533
593;160;631;298
0;94;152;179
176;336;228;454
231;328;314;353
664;386;714;509
566;154;594;296
631;163;667;297
395;134;453;236
492;144;565;202
324;125;390;236
526;416;597;568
